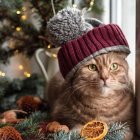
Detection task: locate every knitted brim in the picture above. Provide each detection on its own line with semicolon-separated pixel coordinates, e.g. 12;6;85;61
58;24;130;79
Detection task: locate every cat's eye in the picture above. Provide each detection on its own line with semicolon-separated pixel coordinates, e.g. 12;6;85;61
88;64;97;71
110;63;118;71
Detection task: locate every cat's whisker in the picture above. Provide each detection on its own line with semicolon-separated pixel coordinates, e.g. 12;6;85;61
64;83;91;105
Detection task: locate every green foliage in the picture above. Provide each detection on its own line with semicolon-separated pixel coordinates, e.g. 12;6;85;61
0;74;45;112
103;122;129;140
0;0;23;9
15;111;49;139
46;131;85;140
0;111;129;140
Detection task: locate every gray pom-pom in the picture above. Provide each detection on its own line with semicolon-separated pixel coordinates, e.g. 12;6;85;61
46;8;93;46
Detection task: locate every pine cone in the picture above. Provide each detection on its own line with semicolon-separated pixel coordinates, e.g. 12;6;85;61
0;126;23;140
17;96;42;115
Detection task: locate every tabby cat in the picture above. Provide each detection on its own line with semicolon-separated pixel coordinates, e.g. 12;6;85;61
46;52;135;139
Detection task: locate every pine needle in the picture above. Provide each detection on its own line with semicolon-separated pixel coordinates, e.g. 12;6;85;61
103;122;129;140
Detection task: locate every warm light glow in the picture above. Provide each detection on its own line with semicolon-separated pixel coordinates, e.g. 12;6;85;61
18;65;24;70
48;44;51;49
90;1;94;6
24;72;31;77
1;73;5;76
21;15;27;20
0;71;5;77
15;50;19;54
52;53;57;58
88;0;95;11
72;4;77;8
16;10;21;14
16;27;22;32
22;7;26;11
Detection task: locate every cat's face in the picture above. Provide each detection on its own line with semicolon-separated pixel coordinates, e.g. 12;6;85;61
72;52;129;96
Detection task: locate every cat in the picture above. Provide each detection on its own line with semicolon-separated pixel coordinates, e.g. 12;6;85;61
46;52;135;139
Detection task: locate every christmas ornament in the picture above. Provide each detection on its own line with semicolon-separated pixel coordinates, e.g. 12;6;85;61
17;96;42;115
80;120;108;140
46;121;69;133
0;126;23;140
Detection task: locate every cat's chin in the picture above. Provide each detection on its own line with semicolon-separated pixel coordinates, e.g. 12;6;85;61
101;86;115;96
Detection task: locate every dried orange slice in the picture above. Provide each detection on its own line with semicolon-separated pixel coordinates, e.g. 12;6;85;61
81;120;108;140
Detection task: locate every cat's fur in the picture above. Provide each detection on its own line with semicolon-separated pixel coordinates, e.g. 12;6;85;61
46;52;135;139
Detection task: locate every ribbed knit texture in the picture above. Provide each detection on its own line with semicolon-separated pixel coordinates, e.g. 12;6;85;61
58;24;130;78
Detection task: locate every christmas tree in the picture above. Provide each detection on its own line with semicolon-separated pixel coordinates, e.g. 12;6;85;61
0;0;103;110
0;0;128;139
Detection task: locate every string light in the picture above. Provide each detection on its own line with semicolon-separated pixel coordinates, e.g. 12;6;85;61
15;50;19;54
0;71;5;77
88;0;95;11
18;65;24;70
72;4;77;8
47;44;51;49
90;0;95;6
16;27;22;32
21;15;27;20
16;10;21;14
24;72;31;78
52;53;57;58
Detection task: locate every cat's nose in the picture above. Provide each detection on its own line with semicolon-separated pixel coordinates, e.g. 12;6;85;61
100;75;108;85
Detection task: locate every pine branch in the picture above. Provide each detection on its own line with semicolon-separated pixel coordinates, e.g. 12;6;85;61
15;117;39;137
28;111;50;123
46;131;85;140
103;122;129;140
15;111;49;139
0;74;45;111
0;0;23;9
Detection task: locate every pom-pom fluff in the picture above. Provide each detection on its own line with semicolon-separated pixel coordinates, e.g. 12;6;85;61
46;8;93;46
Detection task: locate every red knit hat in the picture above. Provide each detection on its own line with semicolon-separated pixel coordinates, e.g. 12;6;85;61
47;8;130;79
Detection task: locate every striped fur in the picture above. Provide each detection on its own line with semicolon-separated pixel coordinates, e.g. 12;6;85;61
46;52;134;139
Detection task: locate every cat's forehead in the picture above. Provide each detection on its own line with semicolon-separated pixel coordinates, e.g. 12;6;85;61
85;52;122;65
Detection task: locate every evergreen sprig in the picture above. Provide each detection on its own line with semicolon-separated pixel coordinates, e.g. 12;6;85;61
0;111;130;140
46;131;85;140
15;111;49;139
0;74;45;112
103;122;129;140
